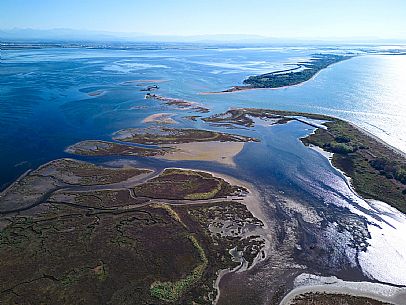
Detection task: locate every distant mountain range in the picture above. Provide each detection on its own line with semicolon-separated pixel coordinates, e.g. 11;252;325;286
1;28;406;44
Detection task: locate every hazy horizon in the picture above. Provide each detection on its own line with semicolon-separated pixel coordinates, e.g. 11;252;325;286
2;28;406;44
1;0;406;42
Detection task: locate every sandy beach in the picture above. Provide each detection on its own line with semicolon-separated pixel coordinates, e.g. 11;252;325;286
279;273;406;305
142;113;177;124
348;120;406;157
159;141;244;166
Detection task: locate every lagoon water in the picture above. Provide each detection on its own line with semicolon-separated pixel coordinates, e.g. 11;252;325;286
1;46;406;189
1;45;406;286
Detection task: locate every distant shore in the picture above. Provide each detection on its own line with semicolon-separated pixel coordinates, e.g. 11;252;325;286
200;68;325;95
202;54;352;95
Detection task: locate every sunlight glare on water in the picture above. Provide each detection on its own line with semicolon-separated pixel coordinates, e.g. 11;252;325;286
353;55;406;152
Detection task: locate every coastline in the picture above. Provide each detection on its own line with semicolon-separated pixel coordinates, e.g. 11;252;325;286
347;120;406;158
163;167;270;230
4;44;406;305
158;141;245;166
155;166;271;305
278;274;406;305
301;114;406;213
199;76;316;95
0;169;31;196
201;55;353;95
142;113;177;124
180;168;272;305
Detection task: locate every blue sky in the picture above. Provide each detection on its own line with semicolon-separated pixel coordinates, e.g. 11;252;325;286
1;0;406;38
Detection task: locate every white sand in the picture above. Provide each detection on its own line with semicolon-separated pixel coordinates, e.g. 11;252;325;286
142;113;177;124
279;273;406;305
159;141;244;166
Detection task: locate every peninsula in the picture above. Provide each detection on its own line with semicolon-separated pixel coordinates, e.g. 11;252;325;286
204;108;406;213
211;54;352;93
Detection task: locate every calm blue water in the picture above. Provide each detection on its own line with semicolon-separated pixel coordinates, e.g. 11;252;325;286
1;46;405;188
1;44;406;285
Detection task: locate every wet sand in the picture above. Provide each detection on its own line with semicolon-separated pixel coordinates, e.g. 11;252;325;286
142;113;177;124
159;141;244;166
279;273;406;305
202;169;269;231
163;167;272;305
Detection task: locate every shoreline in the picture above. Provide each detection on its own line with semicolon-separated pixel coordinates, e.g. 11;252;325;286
301;114;406;213
200;78;313;95
142;113;177;124
0;169;32;196
200;56;352;95
278;274;406;305
153;166;271;305
145;93;210;113
161;167;270;230
347;120;406;158
158;141;245;167
167;167;271;305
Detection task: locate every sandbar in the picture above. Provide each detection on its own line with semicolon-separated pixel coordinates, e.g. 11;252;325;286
159;141;244;166
279;273;406;305
87;90;106;97
142;113;177;124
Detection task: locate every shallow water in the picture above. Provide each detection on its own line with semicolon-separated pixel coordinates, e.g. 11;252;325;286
1;44;406;286
1;46;406;189
203;55;406;153
235;121;406;286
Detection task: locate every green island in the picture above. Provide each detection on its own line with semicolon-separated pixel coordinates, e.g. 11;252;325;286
113;127;258;144
203;107;330;127
204;108;406;214
65;140;171;157
65;128;257;164
217;54;352;93
132;168;247;200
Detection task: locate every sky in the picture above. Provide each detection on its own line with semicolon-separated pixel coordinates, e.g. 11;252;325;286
1;0;406;39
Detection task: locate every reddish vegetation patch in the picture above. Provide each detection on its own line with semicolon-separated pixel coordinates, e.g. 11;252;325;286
133;168;246;200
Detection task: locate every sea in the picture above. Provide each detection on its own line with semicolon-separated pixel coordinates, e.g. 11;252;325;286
1;43;406;286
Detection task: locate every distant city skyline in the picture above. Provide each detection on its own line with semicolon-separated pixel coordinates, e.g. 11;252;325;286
1;0;406;40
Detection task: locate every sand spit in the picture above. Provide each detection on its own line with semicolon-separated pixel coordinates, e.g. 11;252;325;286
159;141;244;167
279;273;406;305
142;113;177;124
